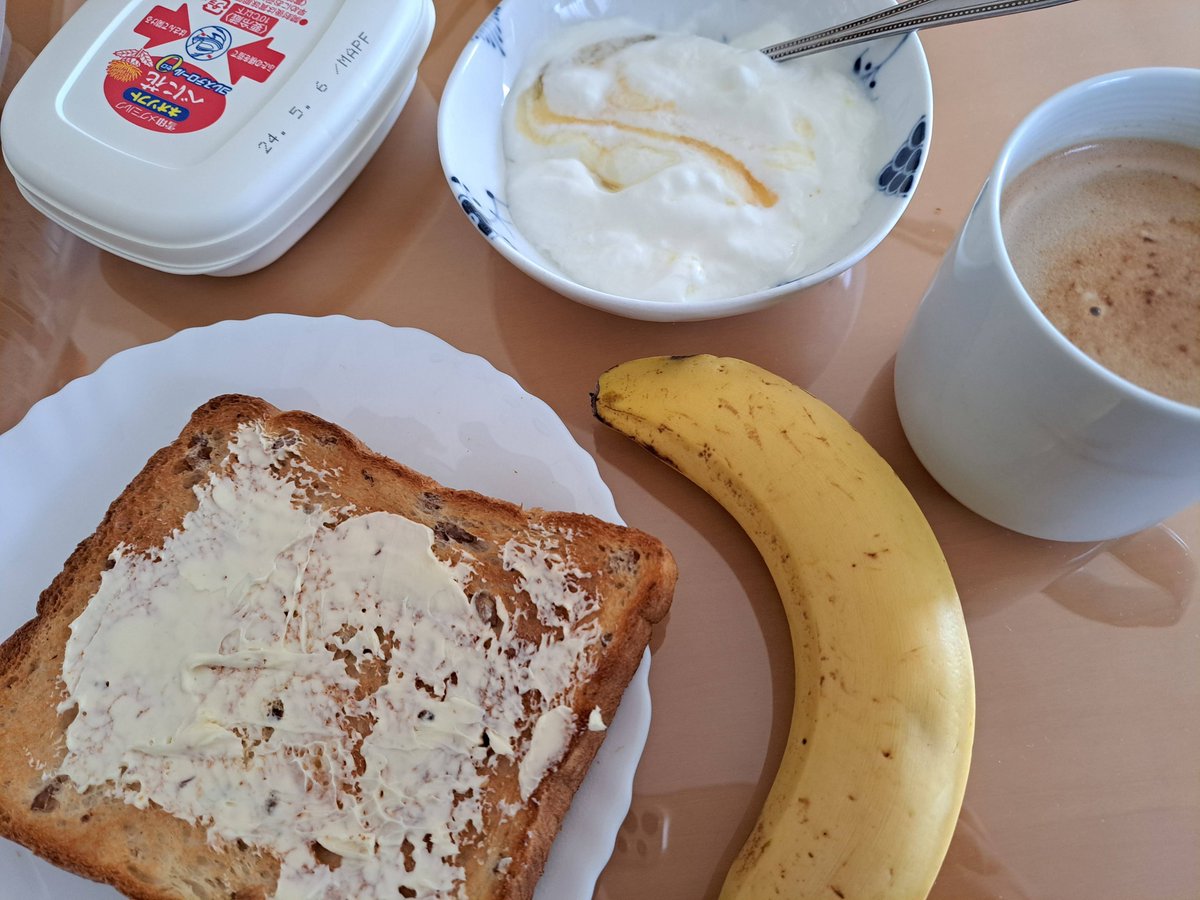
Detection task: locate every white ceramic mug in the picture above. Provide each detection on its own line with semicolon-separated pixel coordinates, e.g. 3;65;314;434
894;68;1200;543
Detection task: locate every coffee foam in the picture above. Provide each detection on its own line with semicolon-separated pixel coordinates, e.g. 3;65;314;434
1001;139;1200;407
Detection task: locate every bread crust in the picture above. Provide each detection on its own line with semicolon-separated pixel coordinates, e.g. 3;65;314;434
0;394;676;899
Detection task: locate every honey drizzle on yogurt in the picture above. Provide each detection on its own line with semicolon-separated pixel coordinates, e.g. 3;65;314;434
517;71;779;207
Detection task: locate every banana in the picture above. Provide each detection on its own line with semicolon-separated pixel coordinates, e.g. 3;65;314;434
591;355;974;900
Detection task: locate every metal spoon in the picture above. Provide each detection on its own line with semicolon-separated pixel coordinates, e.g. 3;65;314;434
762;0;1082;63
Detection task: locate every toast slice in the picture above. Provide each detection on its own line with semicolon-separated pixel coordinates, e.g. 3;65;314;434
0;394;676;899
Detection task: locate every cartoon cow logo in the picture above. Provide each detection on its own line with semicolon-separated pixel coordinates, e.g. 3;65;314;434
186;25;234;61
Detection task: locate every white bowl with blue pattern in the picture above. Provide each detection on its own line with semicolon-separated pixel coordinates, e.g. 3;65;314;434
437;0;932;322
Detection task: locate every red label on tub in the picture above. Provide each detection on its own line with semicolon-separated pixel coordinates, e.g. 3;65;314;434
104;52;228;133
226;38;285;84
134;3;192;49
102;0;298;133
220;0;308;27
221;3;278;36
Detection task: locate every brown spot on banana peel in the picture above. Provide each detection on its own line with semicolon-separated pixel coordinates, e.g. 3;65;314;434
739;823;773;867
718;398;742;417
618;432;680;470
588;388;602;416
592;404;699;478
796;796;810;817
591;392;650;432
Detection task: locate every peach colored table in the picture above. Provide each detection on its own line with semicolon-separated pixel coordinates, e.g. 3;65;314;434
2;1;1197;897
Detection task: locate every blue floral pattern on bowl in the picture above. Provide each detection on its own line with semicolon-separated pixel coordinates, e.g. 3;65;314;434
474;7;505;56
852;33;910;92
449;175;514;245
877;116;927;196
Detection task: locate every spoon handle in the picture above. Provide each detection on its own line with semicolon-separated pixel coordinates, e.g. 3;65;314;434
762;0;1082;62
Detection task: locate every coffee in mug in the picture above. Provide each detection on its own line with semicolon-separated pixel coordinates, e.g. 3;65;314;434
894;68;1200;542
1000;138;1200;407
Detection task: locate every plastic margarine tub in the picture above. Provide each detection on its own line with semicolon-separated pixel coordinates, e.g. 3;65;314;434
1;0;434;275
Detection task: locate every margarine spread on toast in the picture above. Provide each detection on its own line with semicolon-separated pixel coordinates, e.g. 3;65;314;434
55;424;602;898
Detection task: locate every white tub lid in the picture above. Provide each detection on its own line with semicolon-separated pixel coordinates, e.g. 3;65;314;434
1;0;433;270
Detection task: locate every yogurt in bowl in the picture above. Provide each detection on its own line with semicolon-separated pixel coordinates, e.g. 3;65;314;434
504;20;884;302
438;0;932;321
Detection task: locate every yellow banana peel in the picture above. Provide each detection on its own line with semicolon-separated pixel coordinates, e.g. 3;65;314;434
591;354;974;900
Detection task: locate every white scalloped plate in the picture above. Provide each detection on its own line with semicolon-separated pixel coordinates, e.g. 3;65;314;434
0;313;650;899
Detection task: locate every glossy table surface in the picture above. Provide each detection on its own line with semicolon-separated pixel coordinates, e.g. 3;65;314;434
1;1;1197;897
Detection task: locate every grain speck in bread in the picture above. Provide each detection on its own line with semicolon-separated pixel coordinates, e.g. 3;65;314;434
0;394;677;899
